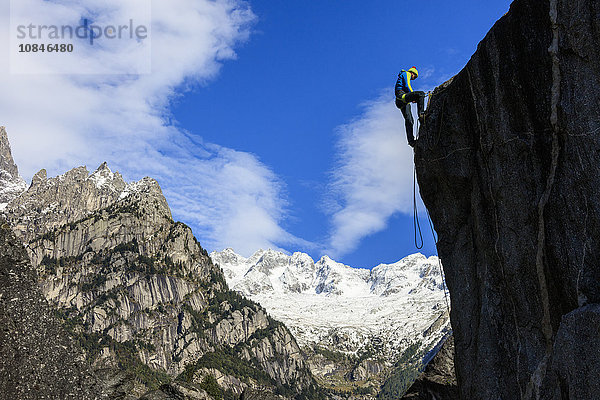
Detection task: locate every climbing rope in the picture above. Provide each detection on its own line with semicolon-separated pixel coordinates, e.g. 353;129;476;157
425;209;451;316
411;90;428;249
412;96;424;249
411;89;452;316
412;170;451;316
413;164;423;249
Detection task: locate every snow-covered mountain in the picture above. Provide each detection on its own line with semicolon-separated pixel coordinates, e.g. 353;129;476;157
211;248;451;380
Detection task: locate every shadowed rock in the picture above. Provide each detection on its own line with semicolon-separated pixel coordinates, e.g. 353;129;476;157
402;336;458;400
415;0;600;398
0;219;101;399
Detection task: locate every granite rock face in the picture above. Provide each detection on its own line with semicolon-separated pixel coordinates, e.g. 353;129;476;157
401;336;458;400
415;0;600;398
1;133;320;398
0;218;101;400
541;305;600;399
6;161;133;244
0;127;19;178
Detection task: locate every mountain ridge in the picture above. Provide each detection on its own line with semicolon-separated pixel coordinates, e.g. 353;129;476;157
213;248;446;298
0;127;322;399
211;248;450;395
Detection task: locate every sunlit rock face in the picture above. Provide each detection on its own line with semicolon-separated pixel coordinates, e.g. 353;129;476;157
0;130;319;399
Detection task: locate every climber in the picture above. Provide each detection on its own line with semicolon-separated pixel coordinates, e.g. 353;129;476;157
395;66;426;147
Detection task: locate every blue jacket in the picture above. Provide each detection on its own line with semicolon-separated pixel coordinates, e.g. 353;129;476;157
395;70;414;97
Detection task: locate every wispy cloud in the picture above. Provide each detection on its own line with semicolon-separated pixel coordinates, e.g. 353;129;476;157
325;93;425;258
0;0;304;256
324;63;456;259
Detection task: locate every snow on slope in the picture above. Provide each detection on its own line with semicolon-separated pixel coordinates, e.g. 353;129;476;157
0;127;27;206
211;248;451;360
0;176;26;208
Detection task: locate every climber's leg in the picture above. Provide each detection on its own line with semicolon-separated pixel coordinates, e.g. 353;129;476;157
399;102;415;146
403;91;426;123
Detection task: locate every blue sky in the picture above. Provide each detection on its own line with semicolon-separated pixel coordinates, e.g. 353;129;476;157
2;0;512;269
170;0;512;267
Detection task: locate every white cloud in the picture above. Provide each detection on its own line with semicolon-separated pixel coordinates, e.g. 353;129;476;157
325;93;426;258
0;0;304;256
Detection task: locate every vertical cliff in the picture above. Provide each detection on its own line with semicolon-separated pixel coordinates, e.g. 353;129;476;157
415;0;600;398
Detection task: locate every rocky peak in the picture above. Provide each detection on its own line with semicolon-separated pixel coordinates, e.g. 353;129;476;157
0;126;19;177
4;160;170;244
369;254;444;297
0;127;27;205
30;168;47;187
88;161;127;192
